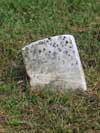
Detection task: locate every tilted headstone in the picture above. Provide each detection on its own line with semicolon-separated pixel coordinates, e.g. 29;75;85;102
22;35;87;90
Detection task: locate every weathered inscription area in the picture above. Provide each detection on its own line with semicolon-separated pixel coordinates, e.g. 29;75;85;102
22;35;87;90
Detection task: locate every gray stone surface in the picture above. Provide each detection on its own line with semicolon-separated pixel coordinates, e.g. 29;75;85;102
22;35;87;90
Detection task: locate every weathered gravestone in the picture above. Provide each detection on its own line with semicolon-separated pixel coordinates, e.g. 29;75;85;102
22;35;87;91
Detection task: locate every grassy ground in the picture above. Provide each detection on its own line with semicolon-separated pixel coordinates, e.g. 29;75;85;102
0;0;100;132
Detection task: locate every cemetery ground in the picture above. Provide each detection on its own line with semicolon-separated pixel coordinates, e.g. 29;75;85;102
0;0;100;132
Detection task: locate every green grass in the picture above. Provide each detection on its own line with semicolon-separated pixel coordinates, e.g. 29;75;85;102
0;0;100;132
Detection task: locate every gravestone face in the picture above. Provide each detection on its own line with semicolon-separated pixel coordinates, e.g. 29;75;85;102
22;35;87;90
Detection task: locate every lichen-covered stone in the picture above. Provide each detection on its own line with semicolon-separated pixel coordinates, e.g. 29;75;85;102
22;35;87;90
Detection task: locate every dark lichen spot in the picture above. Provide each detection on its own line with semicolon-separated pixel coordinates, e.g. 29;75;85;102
63;36;66;40
53;43;56;47
39;49;42;53
73;50;75;53
66;40;68;44
48;37;51;40
43;48;46;51
65;51;68;54
69;46;72;48
49;50;51;53
76;61;78;65
58;48;61;52
52;43;56;48
53;52;57;57
68;54;70;56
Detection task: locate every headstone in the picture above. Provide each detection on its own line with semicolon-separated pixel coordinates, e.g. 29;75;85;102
22;35;87;90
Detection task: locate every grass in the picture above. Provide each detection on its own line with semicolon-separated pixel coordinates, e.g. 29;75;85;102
0;0;100;132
